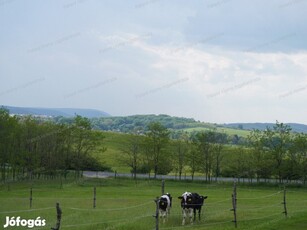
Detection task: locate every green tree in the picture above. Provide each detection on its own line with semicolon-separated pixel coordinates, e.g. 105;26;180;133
173;137;188;180
121;134;142;180
291;133;307;183
248;129;274;182
144;122;170;179
70;115;105;178
195;131;216;182
186;138;201;181
264;122;292;183
0;108;18;181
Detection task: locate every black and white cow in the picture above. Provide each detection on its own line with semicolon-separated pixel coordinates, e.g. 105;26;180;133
158;193;172;223
178;192;208;225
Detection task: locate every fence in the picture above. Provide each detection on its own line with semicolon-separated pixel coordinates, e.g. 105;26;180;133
0;180;306;230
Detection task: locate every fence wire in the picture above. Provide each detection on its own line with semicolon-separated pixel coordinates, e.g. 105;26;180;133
65;200;153;211
1;187;307;229
236;190;282;200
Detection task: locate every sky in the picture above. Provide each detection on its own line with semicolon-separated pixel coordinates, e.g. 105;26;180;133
1;0;307;124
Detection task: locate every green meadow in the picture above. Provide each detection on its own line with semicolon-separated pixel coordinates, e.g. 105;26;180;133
1;178;307;230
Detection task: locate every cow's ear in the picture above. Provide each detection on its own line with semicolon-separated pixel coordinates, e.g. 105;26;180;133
178;196;183;199
204;196;208;199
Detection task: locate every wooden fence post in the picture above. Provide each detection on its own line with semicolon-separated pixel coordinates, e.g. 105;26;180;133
282;185;287;217
161;180;165;195
51;202;62;230
93;187;96;209
230;180;237;228
153;197;159;230
29;187;33;208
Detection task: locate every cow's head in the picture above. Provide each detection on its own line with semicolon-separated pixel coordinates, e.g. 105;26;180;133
159;193;172;210
178;192;193;207
159;197;168;210
198;195;208;205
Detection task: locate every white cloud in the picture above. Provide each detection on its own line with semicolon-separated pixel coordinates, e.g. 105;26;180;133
128;39;307;123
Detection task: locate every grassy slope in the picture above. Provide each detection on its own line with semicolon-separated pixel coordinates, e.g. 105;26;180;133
97;132;132;172
97;127;250;173
0;178;306;230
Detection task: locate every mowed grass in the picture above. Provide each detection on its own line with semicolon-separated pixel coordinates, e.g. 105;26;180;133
1;178;307;230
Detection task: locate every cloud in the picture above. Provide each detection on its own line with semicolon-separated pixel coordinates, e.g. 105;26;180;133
127;38;307;123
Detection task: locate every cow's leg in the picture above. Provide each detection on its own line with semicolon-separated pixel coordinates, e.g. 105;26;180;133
160;210;166;223
198;207;202;221
189;208;194;224
182;209;186;225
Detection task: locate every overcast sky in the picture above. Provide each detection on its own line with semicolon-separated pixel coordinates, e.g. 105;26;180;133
1;0;307;124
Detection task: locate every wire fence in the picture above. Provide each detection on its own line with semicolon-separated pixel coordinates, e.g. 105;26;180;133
1;184;307;229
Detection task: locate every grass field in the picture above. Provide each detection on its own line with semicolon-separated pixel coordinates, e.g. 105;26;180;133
98;130;251;173
1;178;307;230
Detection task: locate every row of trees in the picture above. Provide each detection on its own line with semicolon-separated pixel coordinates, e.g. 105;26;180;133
0;109;107;182
122;126;229;181
122;121;307;184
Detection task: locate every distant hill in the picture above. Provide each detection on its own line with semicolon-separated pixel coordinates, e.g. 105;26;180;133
1;105;110;118
223;123;307;133
3;105;306;135
91;114;207;132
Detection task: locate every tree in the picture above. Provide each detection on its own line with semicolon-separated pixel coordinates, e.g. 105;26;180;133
225;147;251;182
291;133;307;183
195;131;216;182
121;134;142;180
263;121;292;183
213;141;223;181
68;115;106;179
186;138;201;181
0;108;18;181
248;129;273;182
173;134;189;180
144;122;170;179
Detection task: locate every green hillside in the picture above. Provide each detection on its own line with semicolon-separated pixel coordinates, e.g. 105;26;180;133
90;114;251;140
97;132;133;172
182;126;250;138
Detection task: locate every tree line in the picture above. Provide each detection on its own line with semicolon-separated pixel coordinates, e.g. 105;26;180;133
0;108;107;182
1;107;307;185
121;121;307;184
